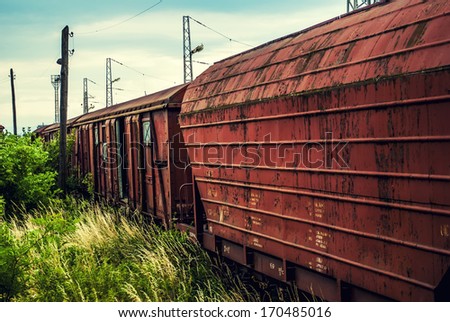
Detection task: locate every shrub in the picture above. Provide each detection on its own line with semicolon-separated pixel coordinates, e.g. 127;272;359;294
0;134;58;214
44;131;93;199
0;196;4;218
43;130;75;174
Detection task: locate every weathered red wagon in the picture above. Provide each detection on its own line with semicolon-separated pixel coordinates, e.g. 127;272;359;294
180;0;450;301
73;84;193;227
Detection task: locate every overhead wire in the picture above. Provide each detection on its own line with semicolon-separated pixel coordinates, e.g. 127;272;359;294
75;0;163;35
192;60;210;66
4;53;61;87
189;16;253;48
110;58;176;84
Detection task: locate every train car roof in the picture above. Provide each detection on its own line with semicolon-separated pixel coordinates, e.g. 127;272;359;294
75;83;188;126
33;124;52;135
36;84;188;133
181;0;450;114
34;114;85;134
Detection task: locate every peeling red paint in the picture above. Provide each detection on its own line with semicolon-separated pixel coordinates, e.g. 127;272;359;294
180;0;450;301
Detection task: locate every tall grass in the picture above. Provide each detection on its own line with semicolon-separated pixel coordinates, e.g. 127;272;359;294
0;198;256;302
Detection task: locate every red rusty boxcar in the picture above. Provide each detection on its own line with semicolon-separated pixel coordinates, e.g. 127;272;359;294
73;84;193;227
180;0;450;301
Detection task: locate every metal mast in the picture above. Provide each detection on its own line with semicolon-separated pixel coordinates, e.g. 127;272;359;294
183;16;193;83
51;75;61;123
106;57;113;107
83;78;96;114
347;0;380;12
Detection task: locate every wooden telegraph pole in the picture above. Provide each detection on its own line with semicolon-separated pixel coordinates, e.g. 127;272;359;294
9;68;17;135
58;25;69;191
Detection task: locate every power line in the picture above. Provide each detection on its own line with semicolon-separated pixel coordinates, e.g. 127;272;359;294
3;53;60;86
110;58;176;84
189;16;253;48
76;0;163;35
193;60;210;66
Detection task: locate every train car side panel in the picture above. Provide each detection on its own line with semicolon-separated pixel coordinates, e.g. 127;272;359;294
180;0;450;301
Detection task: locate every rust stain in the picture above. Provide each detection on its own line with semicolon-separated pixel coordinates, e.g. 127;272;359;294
180;0;450;302
406;21;427;48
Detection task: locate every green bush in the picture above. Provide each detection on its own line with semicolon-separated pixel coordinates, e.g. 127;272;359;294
44;131;93;199
0;196;4;218
43;130;75;174
0;134;58;214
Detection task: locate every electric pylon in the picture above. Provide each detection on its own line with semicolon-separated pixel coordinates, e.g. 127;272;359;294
347;0;380;12
183;16;193;83
83;78;96;114
51;75;60;123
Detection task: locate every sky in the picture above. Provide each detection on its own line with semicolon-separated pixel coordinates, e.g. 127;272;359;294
0;0;348;133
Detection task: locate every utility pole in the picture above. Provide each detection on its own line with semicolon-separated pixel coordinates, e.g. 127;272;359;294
9;68;17;135
58;25;70;191
106;58;121;107
51;75;60;123
182;16;204;83
183;16;193;83
106;58;113;107
83;78;96;114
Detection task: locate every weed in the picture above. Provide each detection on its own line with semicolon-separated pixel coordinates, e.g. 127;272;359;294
0;198;254;302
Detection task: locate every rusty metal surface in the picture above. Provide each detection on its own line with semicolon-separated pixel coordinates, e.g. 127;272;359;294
33;124;52;137
37;84;187;141
253;252;288;282
222;239;247;265
34;114;84;141
183;1;450;114
52;84;193;229
143;107;192;227
68;84;191;227
295;266;341;301
76;84;188;126
104;119;115;201
65;84;191;228
124;115;142;209
180;0;450;301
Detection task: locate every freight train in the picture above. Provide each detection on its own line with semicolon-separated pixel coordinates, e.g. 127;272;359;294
37;0;450;301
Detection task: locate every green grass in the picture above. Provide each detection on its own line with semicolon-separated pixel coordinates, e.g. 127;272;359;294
0;198;257;302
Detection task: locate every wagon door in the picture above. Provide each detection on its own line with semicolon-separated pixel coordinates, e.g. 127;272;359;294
104;119;117;201
115;118;126;201
142;117;155;215
93;124;100;194
80;125;89;176
97;122;108;199
151;110;171;226
124;115;142;209
74;128;81;177
133;115;144;210
88;124;95;175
